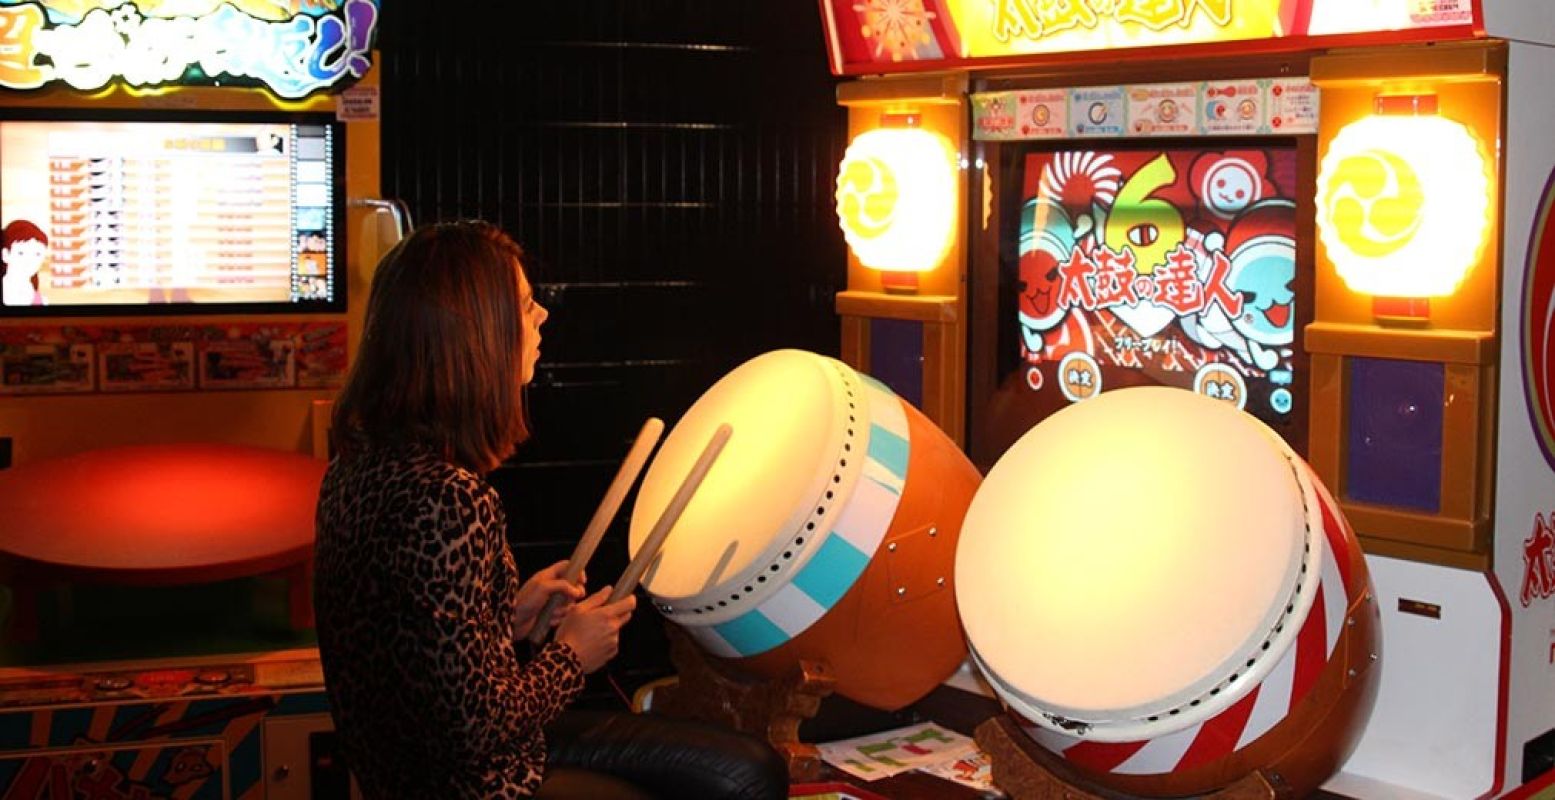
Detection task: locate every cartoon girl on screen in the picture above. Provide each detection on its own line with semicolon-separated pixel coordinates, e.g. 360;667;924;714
1;220;49;307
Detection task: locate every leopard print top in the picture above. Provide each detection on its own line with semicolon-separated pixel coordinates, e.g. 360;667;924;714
314;443;584;799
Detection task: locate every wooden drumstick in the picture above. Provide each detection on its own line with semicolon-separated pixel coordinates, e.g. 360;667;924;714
528;417;665;645
610;423;733;604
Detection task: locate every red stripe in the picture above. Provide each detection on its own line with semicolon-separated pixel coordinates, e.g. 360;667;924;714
829;2;876;68
1174;687;1262;771
1284;0;1314;36
1477;572;1512;799
1318;489;1354;589
925;0;961;58
1290;583;1329;704
1063;739;1151;773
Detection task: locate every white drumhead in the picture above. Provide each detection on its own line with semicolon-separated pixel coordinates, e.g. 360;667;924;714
629;350;864;619
956;387;1308;737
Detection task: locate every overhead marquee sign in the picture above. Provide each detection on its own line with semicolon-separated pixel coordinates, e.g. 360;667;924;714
819;0;1479;74
0;0;378;99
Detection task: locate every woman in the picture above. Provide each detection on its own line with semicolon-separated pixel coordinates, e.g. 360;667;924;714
315;221;787;799
0;219;48;307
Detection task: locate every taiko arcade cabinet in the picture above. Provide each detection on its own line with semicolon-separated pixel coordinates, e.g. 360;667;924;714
821;0;1555;796
0;2;388;797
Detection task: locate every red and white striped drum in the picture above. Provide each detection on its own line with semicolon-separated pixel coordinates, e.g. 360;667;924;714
630;349;981;710
956;387;1380;796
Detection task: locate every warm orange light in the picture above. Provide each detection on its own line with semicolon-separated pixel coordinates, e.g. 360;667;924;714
835;127;958;273
0;444;323;574
1315;112;1491;300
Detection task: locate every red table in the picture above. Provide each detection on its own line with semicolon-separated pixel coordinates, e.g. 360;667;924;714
0;443;326;641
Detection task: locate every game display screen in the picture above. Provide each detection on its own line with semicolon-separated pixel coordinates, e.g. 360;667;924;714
977;142;1307;463
0;114;343;314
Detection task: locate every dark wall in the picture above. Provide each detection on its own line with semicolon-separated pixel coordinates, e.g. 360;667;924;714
378;3;848;698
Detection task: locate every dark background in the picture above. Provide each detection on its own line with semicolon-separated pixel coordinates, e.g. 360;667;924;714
379;2;849;705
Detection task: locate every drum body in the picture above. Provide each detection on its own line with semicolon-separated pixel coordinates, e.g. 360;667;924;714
630;349;979;711
956;387;1380;797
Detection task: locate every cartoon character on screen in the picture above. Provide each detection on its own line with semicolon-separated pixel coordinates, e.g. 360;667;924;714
1;220;48;307
1014;149;1297;393
1179;197;1297;372
1020;152;1192;374
1016;152;1123;366
1017;197;1087;363
1185;151;1274;250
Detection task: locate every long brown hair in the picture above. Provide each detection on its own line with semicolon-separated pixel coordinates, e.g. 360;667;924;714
1;219;47;290
332;220;532;473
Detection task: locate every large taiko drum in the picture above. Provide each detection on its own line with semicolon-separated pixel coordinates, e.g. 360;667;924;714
956;387;1380;796
629;349;980;711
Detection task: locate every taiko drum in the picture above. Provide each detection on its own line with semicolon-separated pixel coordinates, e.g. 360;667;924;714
629;349;980;710
956;387;1380;796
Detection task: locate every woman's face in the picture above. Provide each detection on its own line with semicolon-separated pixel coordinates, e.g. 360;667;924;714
517;267;548;386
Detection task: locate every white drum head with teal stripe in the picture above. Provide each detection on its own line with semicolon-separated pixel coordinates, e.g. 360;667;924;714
628;349;910;659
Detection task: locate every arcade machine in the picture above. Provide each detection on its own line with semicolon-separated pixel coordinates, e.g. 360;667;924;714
817;0;1555;797
0;1;385;797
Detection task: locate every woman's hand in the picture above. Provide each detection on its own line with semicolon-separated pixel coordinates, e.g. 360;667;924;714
513;560;585;639
555;588;636;674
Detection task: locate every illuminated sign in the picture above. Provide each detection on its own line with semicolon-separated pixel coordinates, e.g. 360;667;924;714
820;0;1476;74
835;127;958;272
990;0;1234;45
1315;114;1490;298
0;0;378;99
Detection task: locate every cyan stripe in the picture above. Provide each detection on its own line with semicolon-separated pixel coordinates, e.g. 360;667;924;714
713;609;789;656
792;535;870;609
865;473;903;496
868;423;909;480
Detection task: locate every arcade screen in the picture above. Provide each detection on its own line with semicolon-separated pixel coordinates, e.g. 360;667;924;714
974;141;1309;465
0;112;344;314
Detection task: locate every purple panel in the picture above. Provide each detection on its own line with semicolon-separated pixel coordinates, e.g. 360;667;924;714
1346;357;1443;513
869;318;923;410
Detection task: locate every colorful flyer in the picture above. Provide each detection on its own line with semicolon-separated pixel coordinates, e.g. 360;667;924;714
972;92;1019;141
99;339;196;392
1267;78;1320;134
1126;83;1199;137
296;321;348;388
816;723;978;781
1070;86;1126;137
1016;89;1068;139
199;324;297;390
917;748;1002;795
1201;81;1266;135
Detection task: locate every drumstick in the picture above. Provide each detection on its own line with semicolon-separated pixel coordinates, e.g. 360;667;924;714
528;417;665;645
610;423;733;604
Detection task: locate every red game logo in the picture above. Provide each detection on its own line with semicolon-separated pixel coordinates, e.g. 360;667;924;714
1522;512;1555;607
1522;167;1555;472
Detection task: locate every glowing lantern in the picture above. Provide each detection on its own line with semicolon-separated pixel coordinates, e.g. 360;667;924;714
1315;106;1491;318
835;126;958;285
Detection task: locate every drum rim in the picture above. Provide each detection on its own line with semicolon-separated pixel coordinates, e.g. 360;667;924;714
640;353;875;625
972;448;1328;743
